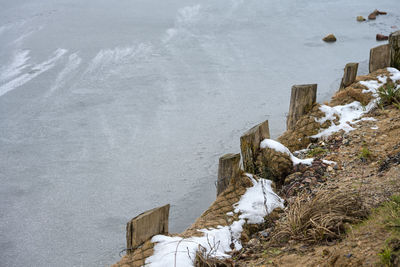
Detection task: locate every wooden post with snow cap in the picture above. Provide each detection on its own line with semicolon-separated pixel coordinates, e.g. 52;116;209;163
286;84;317;131
369;44;390;73
126;204;170;254
339;63;358;90
389;30;400;69
240;120;270;174
217;153;240;196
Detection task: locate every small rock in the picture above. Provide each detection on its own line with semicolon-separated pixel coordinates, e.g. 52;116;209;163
248;238;260;247
345;253;353;258
323;34;337;42
327;166;334;172
259;230;270;238
376;34;389;41
375;9;387;15
356;16;366;22
333;164;339;170
368;13;376;20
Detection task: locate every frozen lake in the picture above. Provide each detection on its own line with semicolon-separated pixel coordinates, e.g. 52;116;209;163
0;0;398;266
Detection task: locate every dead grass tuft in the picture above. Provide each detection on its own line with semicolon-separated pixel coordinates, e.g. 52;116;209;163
272;190;368;244
331;87;373;106
195;245;232;267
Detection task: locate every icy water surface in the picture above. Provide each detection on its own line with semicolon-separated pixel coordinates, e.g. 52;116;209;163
0;0;399;266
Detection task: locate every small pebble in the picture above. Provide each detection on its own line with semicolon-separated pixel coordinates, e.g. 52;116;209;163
356;16;366;22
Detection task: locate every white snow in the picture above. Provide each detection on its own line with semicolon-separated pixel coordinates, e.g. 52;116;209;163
311;68;400;139
322;159;336;165
233;175;283;224
145;175;283;267
260;139;290;154
311;102;370;138
294;148;309;154
260;139;314;166
389;67;400;81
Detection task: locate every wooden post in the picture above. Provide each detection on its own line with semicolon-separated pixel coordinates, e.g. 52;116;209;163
369;44;390;73
390;30;400;69
240;120;270;174
339;63;358;90
286;84;317;131
126;204;170;254
217;153;240;196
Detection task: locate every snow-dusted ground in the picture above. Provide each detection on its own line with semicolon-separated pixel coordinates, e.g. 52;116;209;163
146;175;283;267
313;68;400;138
261;139;314;165
0;0;399;266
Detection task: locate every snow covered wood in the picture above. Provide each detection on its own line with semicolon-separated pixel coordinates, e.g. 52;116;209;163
390;30;400;69
339;63;358;90
369;44;390;73
217;153;241;196
240;120;270;174
126;204;170;254
286;84;317;131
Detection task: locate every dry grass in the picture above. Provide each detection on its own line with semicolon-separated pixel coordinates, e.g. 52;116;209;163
331;87;373;106
272;190;368;244
194;246;232;267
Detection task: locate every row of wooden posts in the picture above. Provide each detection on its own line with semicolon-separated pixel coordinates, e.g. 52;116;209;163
124;31;400;255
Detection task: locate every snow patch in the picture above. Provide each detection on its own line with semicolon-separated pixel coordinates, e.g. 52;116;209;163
311;68;400;139
312;101;377;138
260;139;314;166
146;176;283;267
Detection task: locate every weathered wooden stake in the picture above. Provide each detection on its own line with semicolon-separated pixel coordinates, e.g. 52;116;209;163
389;30;400;69
217;153;240;196
126;204;170;254
369;44;390;73
339;63;358;90
240;120;270;174
286;84;317;131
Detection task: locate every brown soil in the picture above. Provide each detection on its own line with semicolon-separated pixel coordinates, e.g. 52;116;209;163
234;104;400;266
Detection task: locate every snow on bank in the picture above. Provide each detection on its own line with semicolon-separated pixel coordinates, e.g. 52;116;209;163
322;159;336;165
312;68;400;138
260;139;314;165
145;176;283;267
